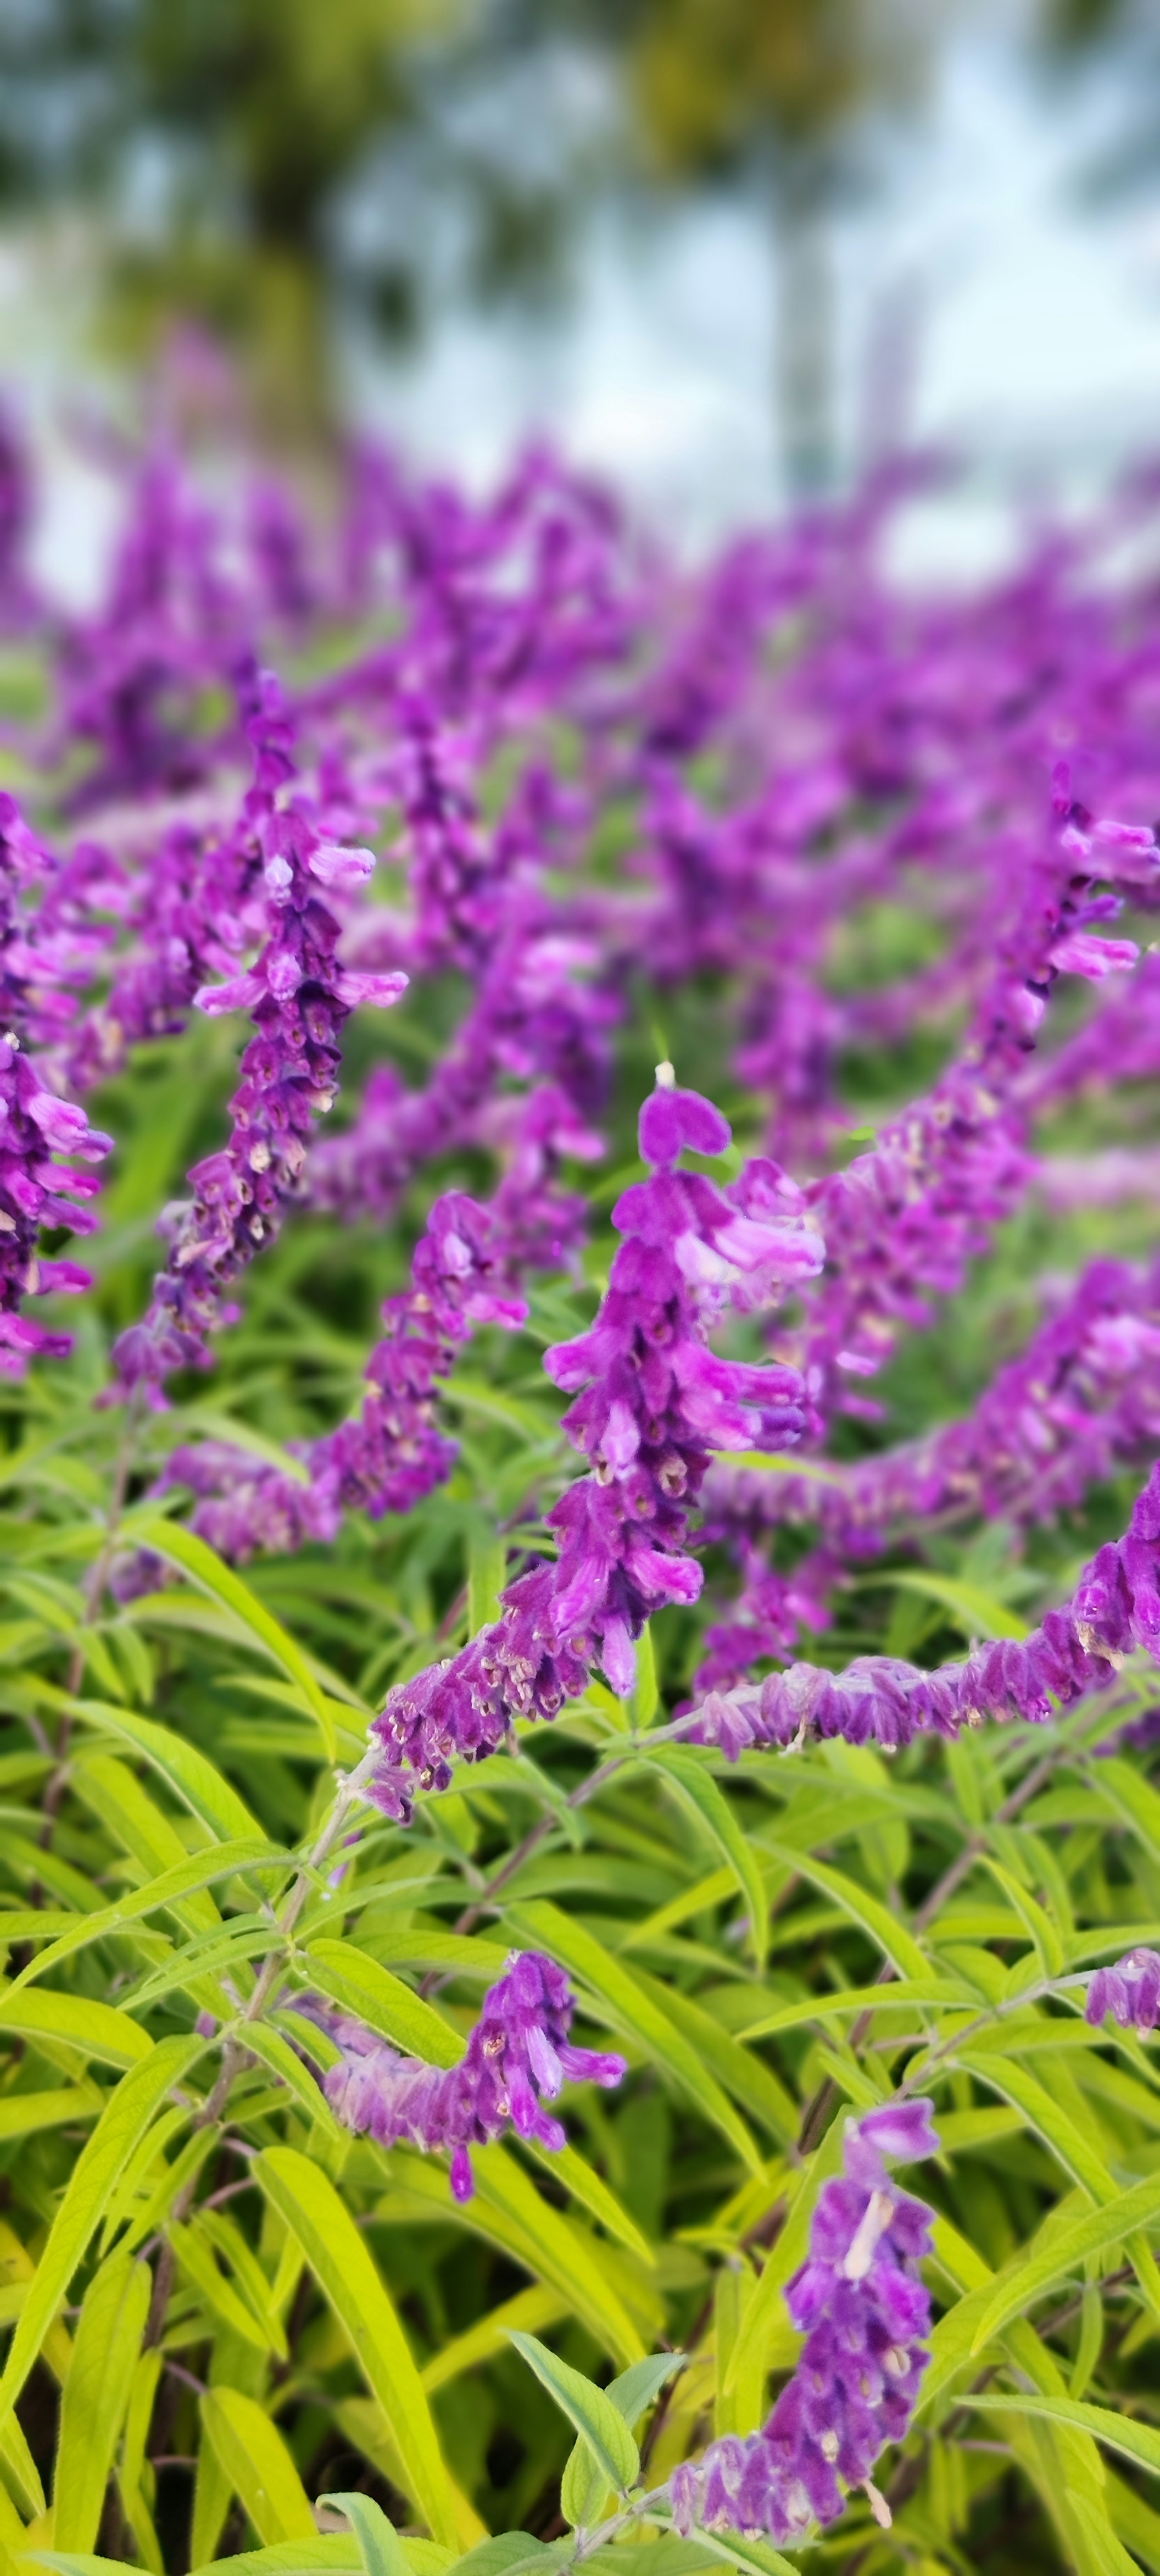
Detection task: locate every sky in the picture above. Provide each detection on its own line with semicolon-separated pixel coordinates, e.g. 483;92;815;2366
6;21;1160;598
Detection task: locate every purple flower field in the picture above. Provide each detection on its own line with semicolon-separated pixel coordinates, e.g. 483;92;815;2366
0;425;1158;2573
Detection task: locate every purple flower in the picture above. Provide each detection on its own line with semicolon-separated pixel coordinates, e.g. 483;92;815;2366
1086;1949;1160;2034
685;1456;1160;1756
368;1072;820;1819
144;1083;595;1564
111;665;406;1399
300;1949;626;2200
672;2097;937;2545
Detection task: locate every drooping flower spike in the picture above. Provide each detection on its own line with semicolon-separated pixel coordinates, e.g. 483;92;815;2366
672;2098;938;2546
298;1948;626;2202
684;1456;1160;1759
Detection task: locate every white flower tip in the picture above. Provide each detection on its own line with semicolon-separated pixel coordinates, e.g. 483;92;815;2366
863;2481;892;2530
655;1059;676;1089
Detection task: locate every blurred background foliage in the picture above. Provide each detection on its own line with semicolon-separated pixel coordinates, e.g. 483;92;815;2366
2;0;1160;495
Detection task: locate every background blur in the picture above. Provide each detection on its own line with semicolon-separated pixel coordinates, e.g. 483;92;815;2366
3;0;1160;592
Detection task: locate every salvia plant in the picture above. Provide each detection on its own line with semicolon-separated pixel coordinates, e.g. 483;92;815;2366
0;416;1158;2576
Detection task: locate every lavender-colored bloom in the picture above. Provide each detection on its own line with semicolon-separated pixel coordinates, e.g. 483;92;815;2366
368;1074;821;1820
793;793;1157;1421
686;1463;1160;1762
672;2097;937;2545
698;1254;1160;1679
302;1948;626;2201
1086;1949;1160;2034
0;796;111;1374
685;1457;1160;1757
111;666;406;1398
148;1082;596;1563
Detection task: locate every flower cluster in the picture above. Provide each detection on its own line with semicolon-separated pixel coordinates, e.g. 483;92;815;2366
1086;1949;1160;2034
111;666;405;1397
685;1457;1160;1756
0;795;111;1374
300;1948;626;2202
367;1072;821;1820
697;1254;1160;1682
672;2099;937;2545
148;1083;596;1563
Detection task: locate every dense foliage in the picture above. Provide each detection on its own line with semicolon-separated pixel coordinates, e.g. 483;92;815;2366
0;427;1157;2576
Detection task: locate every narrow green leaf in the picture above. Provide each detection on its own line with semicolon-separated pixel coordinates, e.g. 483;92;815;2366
6;1838;278;1995
421;2287;568;2394
507;2329;639;2495
468;1532;507;1638
132;1518;335;1754
633;1625;659;1728
0;2035;202;2431
640;1747;768;1967
760;1845;928;1980
970;2168;1160;2351
523;2138;654;2263
202;2388;316;2543
0;1985;153;2066
255;2144;465;2549
52;2252;151;2551
319;2494;410;2576
882;1570;1030;1641
302;1942;462;2066
172;2220;283;2356
66;1699;269;1845
968;2389;1160;2477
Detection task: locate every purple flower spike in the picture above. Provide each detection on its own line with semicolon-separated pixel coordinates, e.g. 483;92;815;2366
111;663;406;1398
1086;1948;1160;2034
672;2097;938;2548
369;1074;821;1818
298;1949;626;2198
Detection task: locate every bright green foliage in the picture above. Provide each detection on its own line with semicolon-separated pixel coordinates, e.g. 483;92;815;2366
0;769;1156;2576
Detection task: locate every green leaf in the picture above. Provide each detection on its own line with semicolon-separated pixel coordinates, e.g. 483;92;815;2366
633;1624;659;1728
302;1941;463;2066
468;2143;648;2364
643;2507;798;2576
420;2287;568;2394
52;2252;151;2551
881;1569;1030;1641
0;2085;102;2140
377;2143;647;2364
639;1747;768;1967
507;2328;639;2499
957;2050;1123;2199
249;2019;347;2141
202;2388;316;2543
5;1837;278;1995
255;2144;466;2550
560;2353;686;2529
968;2389;1160;2478
503;1901;760;2171
468;1531;507;1638
760;1845;928;1980
131;1518;335;1755
523;2138;654;2264
319;2494;410;2576
0;1986;153;2066
970;2168;1160;2351
725;2122;847;2397
66;1698;269;1845
0;2034;202;2431
172;2219;284;2356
